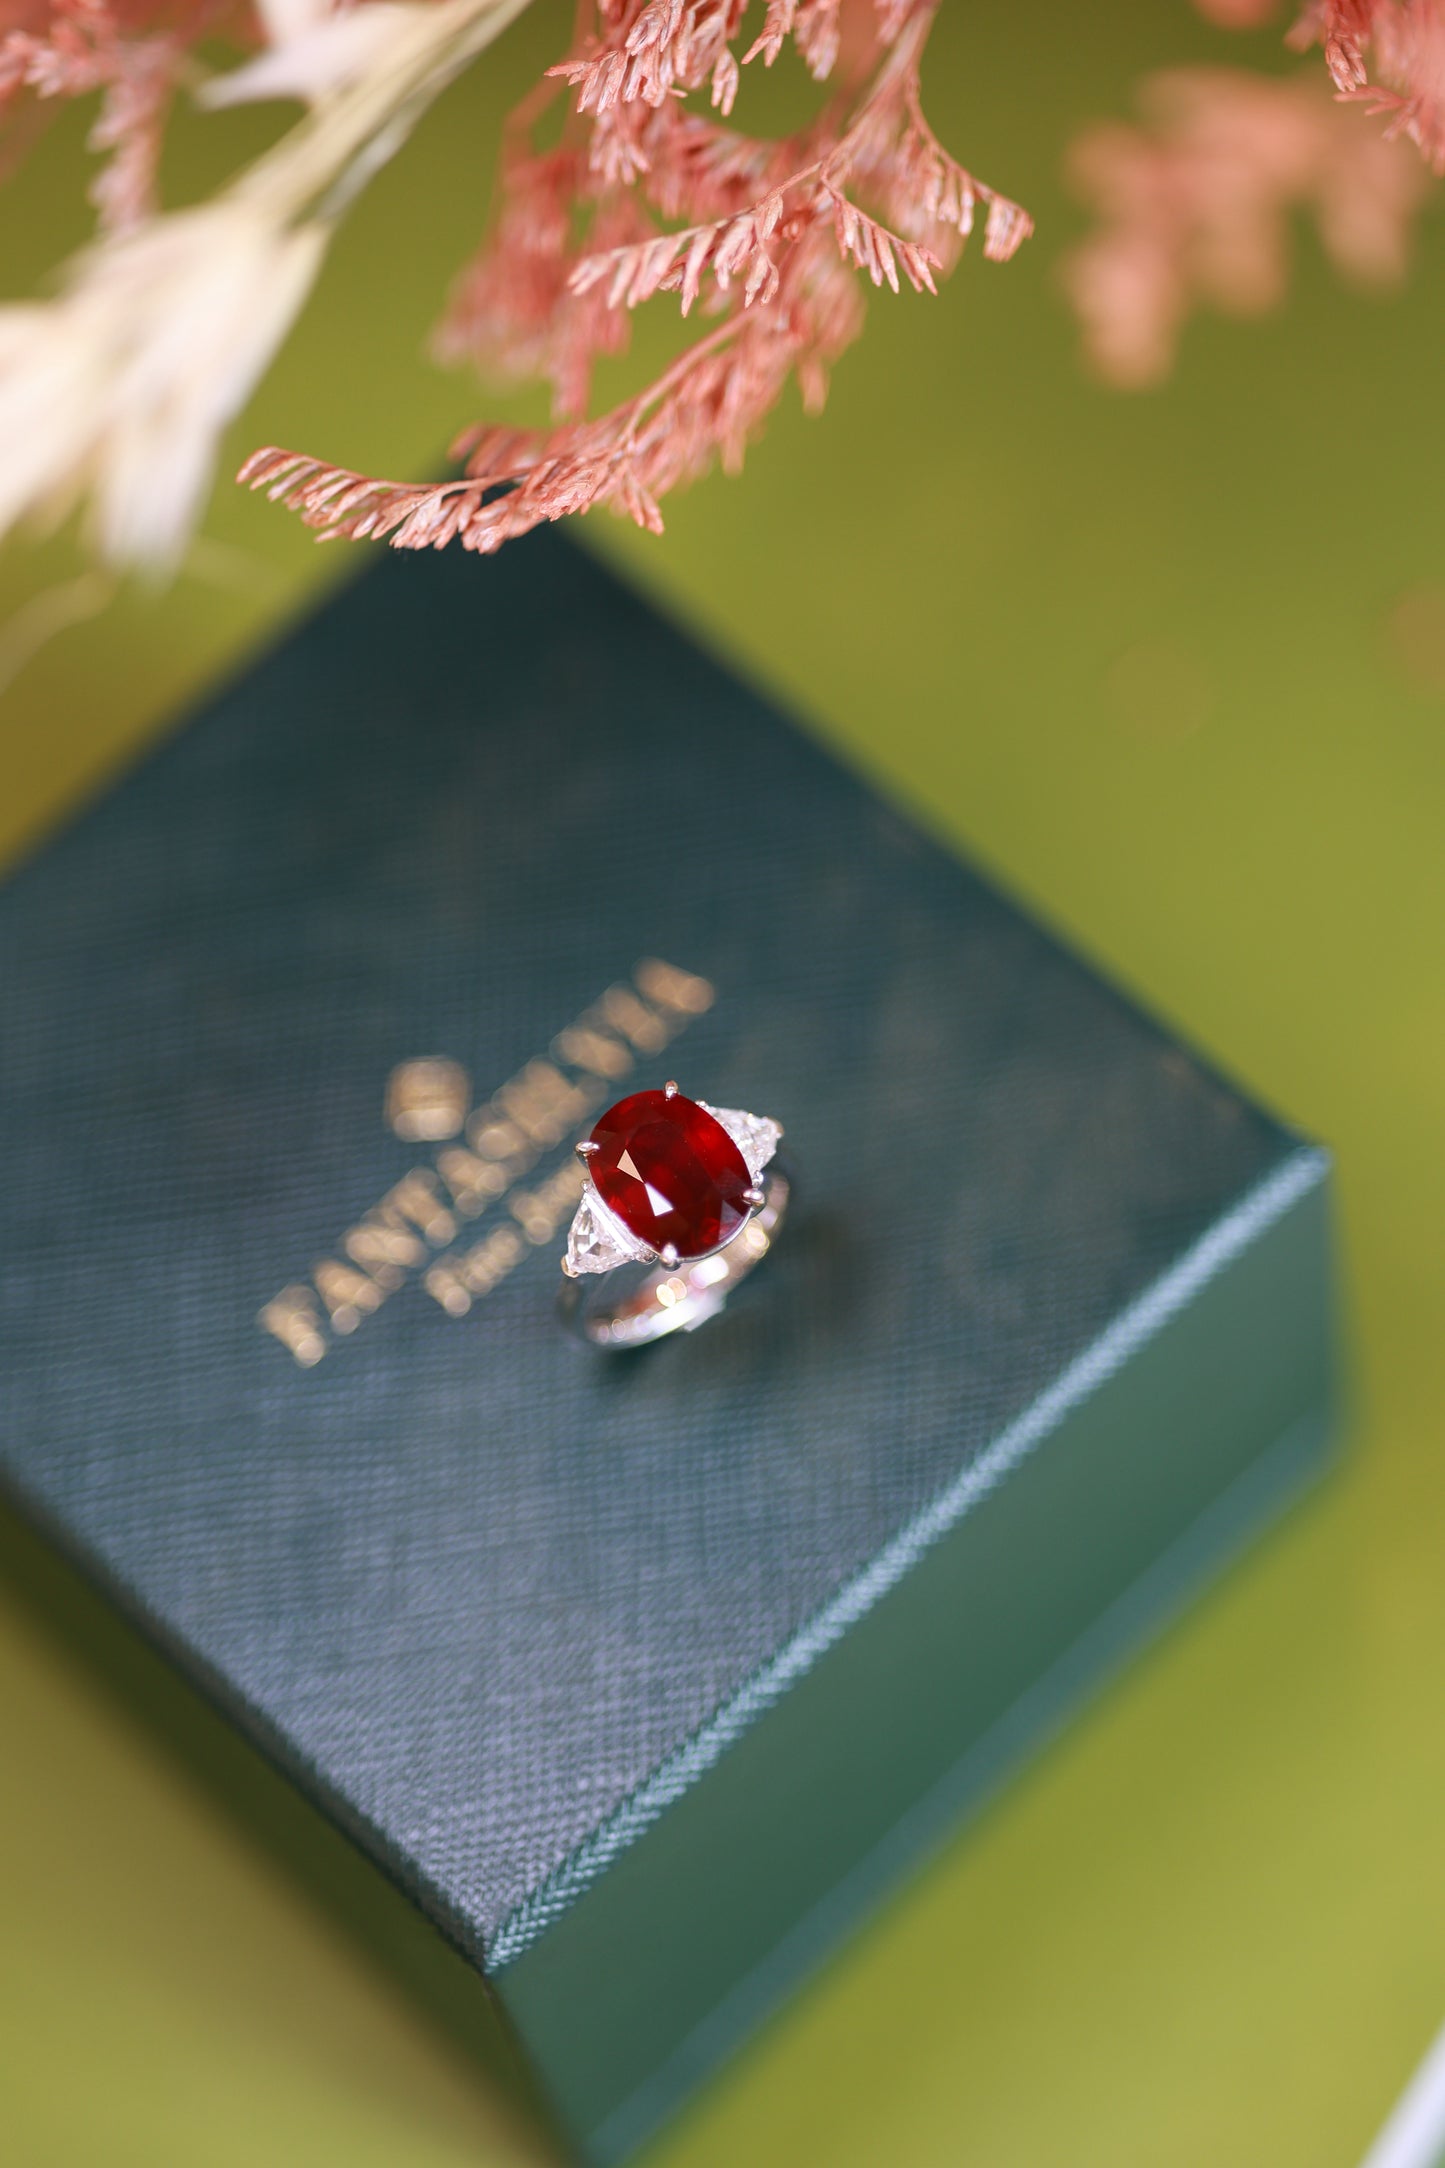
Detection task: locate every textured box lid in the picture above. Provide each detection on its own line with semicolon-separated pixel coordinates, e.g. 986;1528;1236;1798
0;533;1333;2160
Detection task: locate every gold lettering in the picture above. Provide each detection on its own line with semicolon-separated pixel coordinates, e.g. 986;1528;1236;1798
498;1061;592;1147
474;1225;525;1281
507;1190;555;1245
435;1145;511;1216
259;1286;327;1367
385;1057;471;1142
467;1109;529;1163
424;1223;528;1310
263;960;714;1354
311;1258;386;1335
552;1022;634;1080
509;1159;586;1246
423;1260;473;1317
343;1219;424;1286
384;1170;456;1248
634;958;715;1016
597;985;668;1054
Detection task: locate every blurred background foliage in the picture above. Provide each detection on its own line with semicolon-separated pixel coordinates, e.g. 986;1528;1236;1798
3;3;1445;2165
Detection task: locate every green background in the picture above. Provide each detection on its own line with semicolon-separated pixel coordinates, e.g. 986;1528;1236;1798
3;3;1443;2162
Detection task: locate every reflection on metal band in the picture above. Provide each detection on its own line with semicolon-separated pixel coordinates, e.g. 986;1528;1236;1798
557;1161;789;1352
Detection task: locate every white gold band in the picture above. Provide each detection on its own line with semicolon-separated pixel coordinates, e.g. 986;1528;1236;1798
556;1158;791;1349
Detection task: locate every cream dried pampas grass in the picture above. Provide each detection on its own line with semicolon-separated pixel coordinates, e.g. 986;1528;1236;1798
0;0;533;573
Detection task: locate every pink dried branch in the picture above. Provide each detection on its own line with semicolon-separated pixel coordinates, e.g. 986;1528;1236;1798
246;194;874;548
568;152;941;316
879;102;1032;260
2;0;227;227
1300;0;1445;170
837;9;1032;264
570;194;789;311
1189;0;1445;172
825;184;939;289
551;0;747;115
636;106;797;219
741;0;795;69
792;0;840;81
244;311;770;550
871;0;919;39
435;145;654;418
247;0;1030;555
738;0;840;79
86;35;177;227
1063;67;1430;385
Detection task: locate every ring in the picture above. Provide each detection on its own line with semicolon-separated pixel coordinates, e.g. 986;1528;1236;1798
558;1081;788;1348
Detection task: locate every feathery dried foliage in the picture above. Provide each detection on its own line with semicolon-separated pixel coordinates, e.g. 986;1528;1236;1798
1183;0;1445;171
1;0;245;229
0;0;536;571
1063;0;1441;385
1064;66;1430;385
1295;0;1445;171
6;0;1441;572
242;0;1032;554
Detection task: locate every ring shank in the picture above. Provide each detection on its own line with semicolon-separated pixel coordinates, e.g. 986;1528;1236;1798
557;1161;791;1349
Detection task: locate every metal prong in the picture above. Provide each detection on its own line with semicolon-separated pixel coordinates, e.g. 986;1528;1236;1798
743;1186;765;1209
660;1243;680;1268
639;1247;658;1265
560;1256;578;1279
574;1139;599;1164
663;1078;679;1098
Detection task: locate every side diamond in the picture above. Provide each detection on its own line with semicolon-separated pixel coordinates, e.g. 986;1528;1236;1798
699;1103;783;1182
565;1187;645;1276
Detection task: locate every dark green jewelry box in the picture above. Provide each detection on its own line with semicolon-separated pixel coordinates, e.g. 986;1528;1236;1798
0;534;1337;2162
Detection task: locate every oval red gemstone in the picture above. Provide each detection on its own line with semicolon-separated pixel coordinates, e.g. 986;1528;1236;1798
588;1090;751;1260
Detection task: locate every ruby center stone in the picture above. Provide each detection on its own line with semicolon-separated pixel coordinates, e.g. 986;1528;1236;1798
588;1090;751;1259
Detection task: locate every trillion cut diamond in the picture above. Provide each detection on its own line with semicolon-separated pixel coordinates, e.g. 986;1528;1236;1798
565;1187;646;1276
698;1103;783;1182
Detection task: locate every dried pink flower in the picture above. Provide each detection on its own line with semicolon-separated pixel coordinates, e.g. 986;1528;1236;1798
243;0;1032;553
